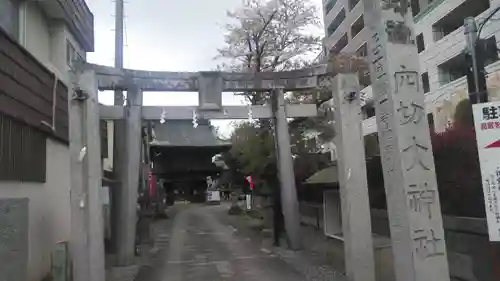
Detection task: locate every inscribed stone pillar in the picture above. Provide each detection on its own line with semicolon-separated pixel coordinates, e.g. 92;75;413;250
331;73;375;281
272;87;301;250
361;1;450;280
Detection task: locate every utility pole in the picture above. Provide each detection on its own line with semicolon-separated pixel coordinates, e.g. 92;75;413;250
114;0;124;73
464;17;488;104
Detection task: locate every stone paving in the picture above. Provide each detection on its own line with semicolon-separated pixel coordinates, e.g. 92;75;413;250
158;204;307;281
106;205;184;281
217;204;347;281
108;203;347;281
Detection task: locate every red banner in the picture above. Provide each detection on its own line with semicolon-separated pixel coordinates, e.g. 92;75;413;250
148;171;156;197
245;175;254;190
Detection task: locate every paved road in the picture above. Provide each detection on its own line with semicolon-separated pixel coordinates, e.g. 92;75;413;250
157;204;305;281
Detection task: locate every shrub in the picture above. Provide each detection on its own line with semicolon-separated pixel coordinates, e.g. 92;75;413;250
431;126;485;217
364;126;485;218
228;205;244;215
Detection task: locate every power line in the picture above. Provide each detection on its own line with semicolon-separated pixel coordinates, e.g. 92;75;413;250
478;5;500;40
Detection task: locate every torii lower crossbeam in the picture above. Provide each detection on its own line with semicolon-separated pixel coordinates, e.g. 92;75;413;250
99;104;318;120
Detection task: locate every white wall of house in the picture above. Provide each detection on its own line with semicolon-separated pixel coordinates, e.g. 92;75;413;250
0;139;71;281
19;1;51;66
18;1;86;84
1;2;90;280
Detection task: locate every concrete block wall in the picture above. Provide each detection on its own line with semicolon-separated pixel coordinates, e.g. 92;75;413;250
370;210;499;281
300;205;500;281
0;139;71;281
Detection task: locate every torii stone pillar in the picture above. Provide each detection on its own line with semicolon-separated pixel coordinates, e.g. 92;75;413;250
69;68;105;281
272;87;301;250
362;1;450;280
116;86;143;265
331;73;375;281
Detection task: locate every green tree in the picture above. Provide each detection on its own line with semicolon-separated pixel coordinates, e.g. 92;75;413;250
226;122;276;193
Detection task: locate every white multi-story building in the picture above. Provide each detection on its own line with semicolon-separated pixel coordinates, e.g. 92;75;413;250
322;0;500;135
0;1;94;280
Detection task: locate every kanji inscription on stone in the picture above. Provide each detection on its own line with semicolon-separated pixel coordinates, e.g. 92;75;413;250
413;228;445;259
0;198;29;281
363;0;450;280
402;136;430;171
397;101;424;125
407;182;435;219
395;71;419;92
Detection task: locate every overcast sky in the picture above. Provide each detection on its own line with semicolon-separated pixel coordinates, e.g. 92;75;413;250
85;0;324;135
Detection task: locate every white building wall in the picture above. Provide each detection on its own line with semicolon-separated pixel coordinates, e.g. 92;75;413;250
415;0;500;102
18;1;86;84
49;21;69;80
324;0;366;53
322;0;500;134
20;1;51;66
324;0;347;34
2;2;89;280
0;139;71;281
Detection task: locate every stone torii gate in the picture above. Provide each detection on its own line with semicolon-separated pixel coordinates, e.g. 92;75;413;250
69;61;358;281
93;63;322;259
68;60;380;281
68;1;452;280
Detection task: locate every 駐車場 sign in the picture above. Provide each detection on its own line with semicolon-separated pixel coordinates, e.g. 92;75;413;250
473;101;500;241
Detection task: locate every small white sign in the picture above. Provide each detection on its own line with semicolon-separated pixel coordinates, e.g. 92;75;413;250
246;194;252;210
100;186;110;206
207;191;220;202
473;101;500;241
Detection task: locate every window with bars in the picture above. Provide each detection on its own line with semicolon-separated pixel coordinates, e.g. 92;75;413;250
324;0;337;15
348;0;360;11
327;8;346;37
0;114;47;182
421;72;430;93
66;40;84;69
351;14;364;39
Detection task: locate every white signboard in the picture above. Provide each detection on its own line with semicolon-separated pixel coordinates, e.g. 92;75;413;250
100;186;110;205
246;194;252;210
207;191;220;202
473;101;500;241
